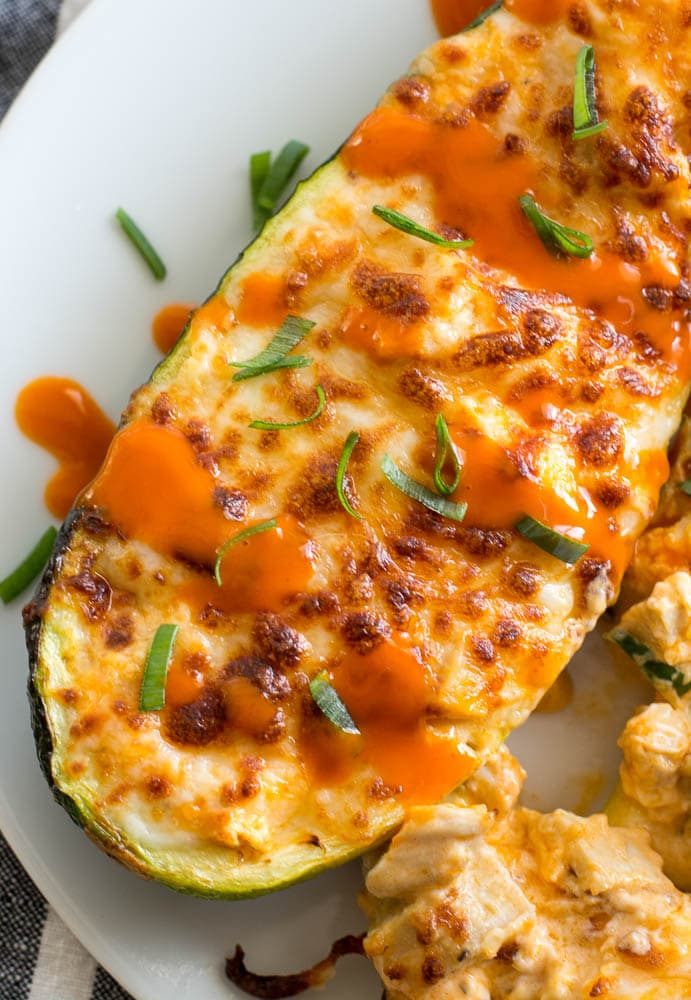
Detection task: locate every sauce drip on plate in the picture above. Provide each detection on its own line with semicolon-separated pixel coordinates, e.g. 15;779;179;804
152;303;194;354
15;377;115;518
430;0;570;34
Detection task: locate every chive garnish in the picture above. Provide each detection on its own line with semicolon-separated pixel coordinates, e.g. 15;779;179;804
433;415;462;496
214;519;278;586
572;45;608;141
464;0;502;31
372;206;474;250
256;140;310;219
249;384;326;430
515;515;589;564
309;671;360;735
0;526;57;604
115;208;167;280
607;628;691;697
519;195;594;259
230;315;316;382
678;480;691;496
381;454;468;522
250;151;272;229
139;624;179;711
336;432;363;520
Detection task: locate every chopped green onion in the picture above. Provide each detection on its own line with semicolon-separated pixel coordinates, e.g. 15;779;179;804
678;480;691;496
336;432;363;520
115;208;167;280
381;454;468;522
139;624;179;711
256;140;310;217
250;150;272;229
249;384;326;430
0;526;57;604
230;315;316;382
519;195;594;260
572;45;608;141
215;519;278;586
607;628;691;697
465;0;502;30
515;515;589;564
372;206;474;250
434;415;462;496
309;671;360;735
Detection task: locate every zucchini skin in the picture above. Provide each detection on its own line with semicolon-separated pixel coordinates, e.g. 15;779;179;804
24;0;691;898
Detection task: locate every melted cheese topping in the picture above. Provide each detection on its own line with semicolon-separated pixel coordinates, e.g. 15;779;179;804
363;795;691;999
31;0;691;891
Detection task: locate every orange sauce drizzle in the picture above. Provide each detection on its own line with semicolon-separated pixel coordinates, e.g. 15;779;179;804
341;107;684;359
430;0;498;34
152;303;194;354
430;0;571;35
341;306;424;359
85;419;315;613
306;640;474;802
236;273;287;328
225;677;280;738
86;420;230;564
450;428;632;574
181;514;316;614
504;0;570;24
15;377;116;519
166;661;205;707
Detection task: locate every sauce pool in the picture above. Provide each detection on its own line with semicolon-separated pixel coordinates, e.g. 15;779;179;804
152;303;194;355
430;0;495;34
15;377;116;519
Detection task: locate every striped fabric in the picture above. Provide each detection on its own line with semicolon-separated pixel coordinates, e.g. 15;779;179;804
0;7;133;998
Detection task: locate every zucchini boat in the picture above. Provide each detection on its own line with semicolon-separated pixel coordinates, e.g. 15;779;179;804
26;0;691;896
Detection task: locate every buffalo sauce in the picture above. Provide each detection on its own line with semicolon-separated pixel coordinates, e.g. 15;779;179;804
430;0;497;34
430;0;570;33
85;419;315;613
15;377;116;518
152;303;194;354
303;639;475;802
237;273;287;328
342;107;683;357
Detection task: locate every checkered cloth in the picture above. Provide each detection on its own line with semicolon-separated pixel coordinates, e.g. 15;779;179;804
1;4;133;997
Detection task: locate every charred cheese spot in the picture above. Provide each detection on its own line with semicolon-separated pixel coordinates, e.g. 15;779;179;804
165;687;226;747
575;414;624;468
350;261;429;321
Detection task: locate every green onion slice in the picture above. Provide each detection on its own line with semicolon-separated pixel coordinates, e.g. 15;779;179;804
372;206;474;250
257;140;310;216
0;526;57;604
434;415;462;496
230;315;316;382
515;515;589;564
678;480;691;496
607;628;691;698
249;384;326;430
519;195;594;260
336;432;363;520
115;208;167;281
381;454;468;522
465;0;502;30
139;624;179;711
215;519;278;586
573;45;608;141
250;150;272;229
309;671;360;735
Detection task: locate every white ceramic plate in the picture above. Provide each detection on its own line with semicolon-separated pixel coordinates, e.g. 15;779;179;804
0;1;652;997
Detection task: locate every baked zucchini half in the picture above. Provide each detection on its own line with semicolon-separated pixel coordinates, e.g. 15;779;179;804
27;0;691;897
